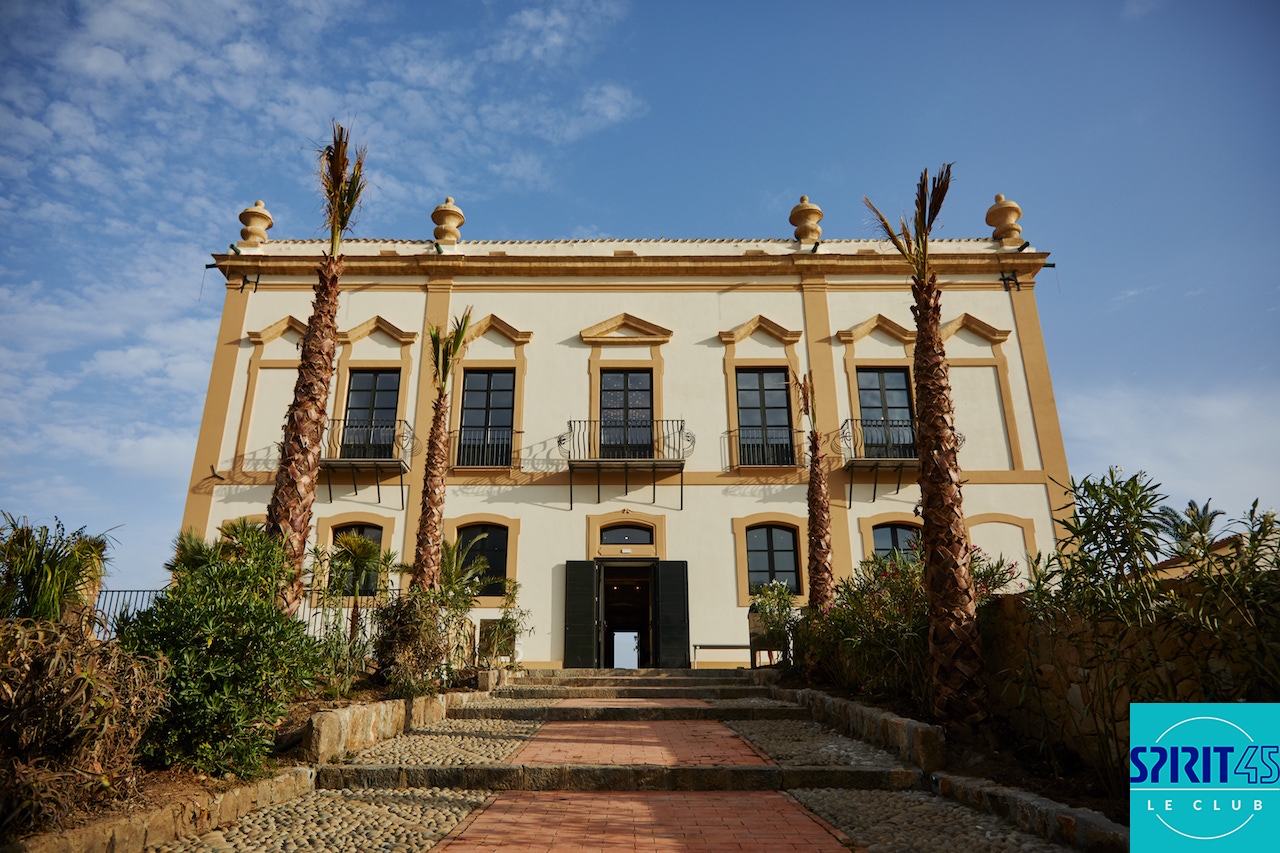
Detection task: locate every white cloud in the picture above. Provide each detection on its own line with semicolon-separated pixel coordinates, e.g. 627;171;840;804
1059;383;1280;517
1122;0;1165;20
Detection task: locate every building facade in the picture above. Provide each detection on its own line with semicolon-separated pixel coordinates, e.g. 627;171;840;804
182;193;1068;669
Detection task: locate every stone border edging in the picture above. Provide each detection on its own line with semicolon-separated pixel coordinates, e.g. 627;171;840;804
5;767;315;853
931;772;1128;853
300;690;494;764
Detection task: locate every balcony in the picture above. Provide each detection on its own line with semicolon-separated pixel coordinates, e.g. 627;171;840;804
557;419;695;508
319;419;416;507
728;427;805;468
450;427;522;468
840;418;919;502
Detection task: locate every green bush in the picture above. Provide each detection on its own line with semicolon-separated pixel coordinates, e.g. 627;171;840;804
0;513;108;623
116;522;320;778
794;542;1015;717
309;534;401;698
478;580;533;670
0;619;166;837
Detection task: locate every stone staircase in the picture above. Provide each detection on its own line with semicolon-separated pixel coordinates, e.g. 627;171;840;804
316;667;923;793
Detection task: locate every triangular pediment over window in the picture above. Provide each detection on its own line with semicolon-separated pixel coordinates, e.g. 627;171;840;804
837;314;917;346
718;315;801;345
247;316;308;345
940;313;1010;344
580;313;672;345
336;316;418;345
465;314;533;345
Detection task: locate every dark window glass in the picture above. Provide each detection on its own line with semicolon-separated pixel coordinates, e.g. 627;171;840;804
872;524;919;557
599;369;653;458
600;524;654;545
329;524;383;596
457;369;516;466
342;370;400;459
735;368;794;465
458;523;509;597
856;369;915;459
745;524;800;593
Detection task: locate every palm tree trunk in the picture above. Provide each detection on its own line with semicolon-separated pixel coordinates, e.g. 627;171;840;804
412;391;450;589
806;428;834;610
912;268;987;733
268;254;343;615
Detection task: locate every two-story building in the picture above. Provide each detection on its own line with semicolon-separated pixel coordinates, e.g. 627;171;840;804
181;192;1067;669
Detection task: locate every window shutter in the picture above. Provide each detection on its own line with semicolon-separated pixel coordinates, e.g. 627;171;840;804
655;561;690;668
563;561;599;668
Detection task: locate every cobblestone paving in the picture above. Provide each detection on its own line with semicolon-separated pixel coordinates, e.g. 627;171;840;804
448;697;558;710
727;720;910;768
792;788;1073;853
147;788;490;853
348;720;541;765
710;697;801;708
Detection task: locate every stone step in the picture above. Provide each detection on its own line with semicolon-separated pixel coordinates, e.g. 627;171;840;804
446;705;811;722
519;668;751;679
515;676;750;687
492;686;771;700
316;763;922;793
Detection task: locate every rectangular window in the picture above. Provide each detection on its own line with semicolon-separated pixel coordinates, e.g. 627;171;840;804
856;368;915;459
458;369;515;466
735;368;795;465
341;370;399;459
599;369;653;459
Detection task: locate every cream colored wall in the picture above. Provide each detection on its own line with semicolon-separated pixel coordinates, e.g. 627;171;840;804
950;366;1012;470
968;521;1036;588
243;368;297;471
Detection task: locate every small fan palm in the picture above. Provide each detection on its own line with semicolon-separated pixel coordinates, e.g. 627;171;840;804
412;308;473;589
266;122;366;615
865;165;988;734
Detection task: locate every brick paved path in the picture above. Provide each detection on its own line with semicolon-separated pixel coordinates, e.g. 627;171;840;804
510;720;771;766
434;791;849;853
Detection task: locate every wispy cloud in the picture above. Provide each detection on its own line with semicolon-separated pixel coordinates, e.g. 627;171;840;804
1122;0;1166;21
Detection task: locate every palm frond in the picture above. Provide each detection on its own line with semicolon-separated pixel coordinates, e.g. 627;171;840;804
863;197;910;259
319;122;367;257
927;163;952;230
430;306;474;393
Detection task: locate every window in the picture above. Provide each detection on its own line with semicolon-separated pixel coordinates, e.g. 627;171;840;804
458;523;509;597
735;368;795;465
600;369;652;458
329;523;383;596
458;369;515;466
341;370;399;459
746;524;800;593
872;523;919;557
600;524;654;545
856;368;915;458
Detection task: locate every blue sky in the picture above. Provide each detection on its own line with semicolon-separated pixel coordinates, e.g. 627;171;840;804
2;0;1277;589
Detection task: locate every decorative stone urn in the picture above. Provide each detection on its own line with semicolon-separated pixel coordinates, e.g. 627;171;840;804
985;193;1023;242
431;197;465;244
237;200;273;247
789;195;823;243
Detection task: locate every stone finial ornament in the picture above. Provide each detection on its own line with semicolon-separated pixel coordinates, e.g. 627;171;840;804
789;195;823;243
237;200;273;247
431;197;465;244
985;193;1023;242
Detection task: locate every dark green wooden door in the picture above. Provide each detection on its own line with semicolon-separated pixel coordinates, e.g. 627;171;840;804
563;560;600;668
655;561;690;668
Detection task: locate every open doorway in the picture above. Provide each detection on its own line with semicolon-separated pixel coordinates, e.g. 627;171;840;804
600;562;653;668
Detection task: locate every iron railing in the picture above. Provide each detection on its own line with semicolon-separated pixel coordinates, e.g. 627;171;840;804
297;586;401;643
93;588;165;639
841;418;917;462
728;428;804;467
321;419;415;464
450;427;521;468
557;419;695;461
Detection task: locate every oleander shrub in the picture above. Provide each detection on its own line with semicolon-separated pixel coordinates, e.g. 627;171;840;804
116;522;320;779
0;619;166;837
794;541;1016;717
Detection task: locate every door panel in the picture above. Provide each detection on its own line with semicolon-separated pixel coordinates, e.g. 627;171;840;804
655;561;690;668
563;560;600;668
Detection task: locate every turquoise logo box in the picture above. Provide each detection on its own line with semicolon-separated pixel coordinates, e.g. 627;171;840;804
1130;703;1279;851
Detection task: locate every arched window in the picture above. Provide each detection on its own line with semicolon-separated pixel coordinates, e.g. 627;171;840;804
872;523;919;557
600;524;654;545
458;523;509;597
330;523;383;596
746;524;800;593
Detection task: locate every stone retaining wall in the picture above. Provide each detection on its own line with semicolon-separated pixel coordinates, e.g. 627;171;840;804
300;690;495;764
4;767;314;853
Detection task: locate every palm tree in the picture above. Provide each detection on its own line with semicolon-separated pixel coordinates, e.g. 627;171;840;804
795;372;833;610
864;165;987;734
411;308;473;589
0;512;108;625
266;123;366;615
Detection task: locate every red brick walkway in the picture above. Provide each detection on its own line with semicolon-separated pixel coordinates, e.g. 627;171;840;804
510;721;770;766
434;791;850;852
556;698;710;708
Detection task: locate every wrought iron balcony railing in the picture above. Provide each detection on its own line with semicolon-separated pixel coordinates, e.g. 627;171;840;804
321;419;415;466
557;419;695;462
728;428;805;467
450;427;522;468
841;418;917;463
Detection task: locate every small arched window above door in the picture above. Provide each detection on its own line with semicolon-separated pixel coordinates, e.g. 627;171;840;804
600;524;654;546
